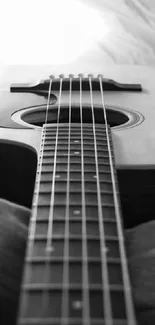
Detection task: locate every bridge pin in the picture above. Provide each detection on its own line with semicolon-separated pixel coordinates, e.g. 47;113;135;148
49;75;55;79
98;74;104;79
78;73;84;78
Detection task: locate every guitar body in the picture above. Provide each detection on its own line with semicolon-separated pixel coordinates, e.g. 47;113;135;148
0;61;155;324
0;64;154;167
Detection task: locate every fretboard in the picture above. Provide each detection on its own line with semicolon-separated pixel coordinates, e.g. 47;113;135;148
17;123;136;325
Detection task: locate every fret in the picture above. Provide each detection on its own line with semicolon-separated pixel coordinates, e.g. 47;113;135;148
34;217;117;226
39;171;113;182
40;161;111;167
29;234;120;243
26;256;122;264
40;163;111;173
38;180;113;192
18;318;132;325
25;254;121;268
34;216;117;225
41;142;113;149
41;139;114;147
41;147;114;155
37;281;117;292
43;124;110;131
42;143;112;150
42;136;112;143
42;133;112;138
33;202;115;208
42;131;112;137
23;284;126;295
41;152;112;160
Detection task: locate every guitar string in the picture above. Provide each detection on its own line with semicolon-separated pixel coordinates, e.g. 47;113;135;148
98;74;137;325
39;75;58;316
18;77;54;321
88;74;113;325
60;74;72;324
45;74;63;250
40;75;63;317
79;73;90;325
45;76;54;124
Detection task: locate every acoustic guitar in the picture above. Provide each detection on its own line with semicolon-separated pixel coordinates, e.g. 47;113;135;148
0;62;152;325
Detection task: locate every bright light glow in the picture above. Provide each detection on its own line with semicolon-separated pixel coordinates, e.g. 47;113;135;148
0;0;108;64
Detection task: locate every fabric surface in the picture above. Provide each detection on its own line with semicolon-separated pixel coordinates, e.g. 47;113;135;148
1;0;155;65
82;0;155;65
0;0;155;88
0;198;155;324
126;222;155;325
0;199;30;324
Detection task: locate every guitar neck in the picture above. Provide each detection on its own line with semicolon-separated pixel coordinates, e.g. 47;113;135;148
16;120;136;324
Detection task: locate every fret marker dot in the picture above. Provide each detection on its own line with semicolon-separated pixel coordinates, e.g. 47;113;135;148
102;246;109;254
93;175;97;178
72;300;82;310
55;174;60;178
74;151;80;155
74;140;79;143
73;210;80;215
46;246;55;253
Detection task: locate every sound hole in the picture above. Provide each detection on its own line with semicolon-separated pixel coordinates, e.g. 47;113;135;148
21;105;129;127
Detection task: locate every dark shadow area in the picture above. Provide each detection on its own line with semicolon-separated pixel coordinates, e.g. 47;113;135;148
22;105;128;127
0;141;37;209
0;141;37;325
117;169;155;229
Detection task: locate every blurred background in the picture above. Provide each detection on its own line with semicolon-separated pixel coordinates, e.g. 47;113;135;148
0;0;155;86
